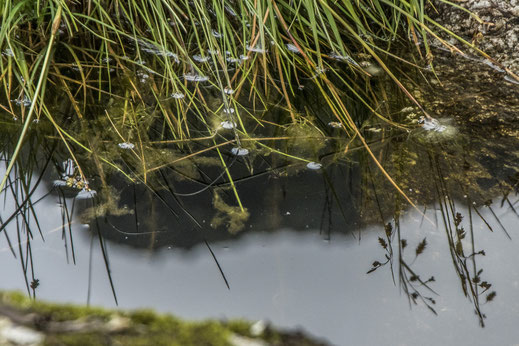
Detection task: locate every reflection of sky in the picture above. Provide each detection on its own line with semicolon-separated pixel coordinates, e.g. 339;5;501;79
1;170;519;345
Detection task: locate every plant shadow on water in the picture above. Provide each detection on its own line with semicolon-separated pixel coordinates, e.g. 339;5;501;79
1;46;519;344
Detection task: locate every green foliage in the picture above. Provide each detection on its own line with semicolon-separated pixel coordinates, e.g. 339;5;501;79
0;0;473;223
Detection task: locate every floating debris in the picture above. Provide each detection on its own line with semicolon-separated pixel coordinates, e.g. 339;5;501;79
246;44;268;53
328;121;343;128
12;95;31;107
192;54;210;63
226;56;240;64
211;29;222;38
231;147;249;156
183;73;209;82
328;51;360;66
504;75;519;85
224;86;234;95
419;116;446;132
223;107;235;114
118;142;135;149
138;39;179;60
170;92;185;99
220;121;237;129
286;43;300;53
310;67;327;79
224;5;237;16
2;48;14;57
136;71;150;82
76;189;97;200
306;162;322;170
207;49;219;55
400;106;415;113
239;54;249;61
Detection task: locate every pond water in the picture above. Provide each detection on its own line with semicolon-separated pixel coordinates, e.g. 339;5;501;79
1;50;519;345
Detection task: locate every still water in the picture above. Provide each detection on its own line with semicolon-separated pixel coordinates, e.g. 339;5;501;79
1;153;519;345
1;49;519;345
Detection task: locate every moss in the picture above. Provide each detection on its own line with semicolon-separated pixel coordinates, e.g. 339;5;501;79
0;292;234;346
1;291;112;322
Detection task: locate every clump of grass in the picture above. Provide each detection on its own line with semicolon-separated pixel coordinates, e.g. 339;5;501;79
0;0;489;219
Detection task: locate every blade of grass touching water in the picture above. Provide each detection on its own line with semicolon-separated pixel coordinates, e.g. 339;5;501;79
0;6;62;193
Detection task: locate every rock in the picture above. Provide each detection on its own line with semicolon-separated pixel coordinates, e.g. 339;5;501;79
431;0;519;74
0;317;44;346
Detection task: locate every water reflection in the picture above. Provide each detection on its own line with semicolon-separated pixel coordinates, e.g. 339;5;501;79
1;201;518;345
1;48;519;345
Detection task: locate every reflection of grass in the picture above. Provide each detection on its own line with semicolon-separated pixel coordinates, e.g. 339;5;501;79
363;133;513;327
0;134;119;303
